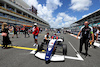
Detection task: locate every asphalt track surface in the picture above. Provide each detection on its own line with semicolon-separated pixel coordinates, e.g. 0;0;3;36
0;31;100;67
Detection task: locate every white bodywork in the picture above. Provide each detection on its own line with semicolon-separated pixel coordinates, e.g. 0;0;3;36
94;41;100;48
57;39;63;42
30;39;65;61
48;39;56;51
30;51;65;61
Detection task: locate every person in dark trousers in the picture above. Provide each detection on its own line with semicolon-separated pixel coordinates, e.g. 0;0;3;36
77;21;94;57
44;32;51;44
12;25;18;38
96;27;100;41
19;27;21;34
1;23;13;49
92;26;98;48
24;26;30;38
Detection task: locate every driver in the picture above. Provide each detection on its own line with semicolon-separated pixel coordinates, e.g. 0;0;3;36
51;33;58;54
51;33;58;39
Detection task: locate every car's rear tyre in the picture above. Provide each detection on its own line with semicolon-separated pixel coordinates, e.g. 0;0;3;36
63;44;67;55
61;37;64;42
38;42;44;51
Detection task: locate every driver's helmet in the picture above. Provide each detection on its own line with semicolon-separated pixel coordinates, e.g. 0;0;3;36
52;33;58;39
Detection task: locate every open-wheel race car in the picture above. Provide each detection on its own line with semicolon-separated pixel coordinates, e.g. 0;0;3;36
36;35;67;64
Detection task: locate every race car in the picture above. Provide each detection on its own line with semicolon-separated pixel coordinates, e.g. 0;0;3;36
37;36;67;64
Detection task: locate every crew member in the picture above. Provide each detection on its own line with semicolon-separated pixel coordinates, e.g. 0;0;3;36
24;26;30;38
92;26;98;48
77;21;94;56
96;26;100;41
12;25;18;38
44;32;51;44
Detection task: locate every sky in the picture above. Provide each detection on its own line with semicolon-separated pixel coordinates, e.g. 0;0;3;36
23;0;100;28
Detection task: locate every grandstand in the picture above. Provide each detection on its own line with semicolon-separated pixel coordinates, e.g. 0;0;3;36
0;0;50;30
70;9;100;35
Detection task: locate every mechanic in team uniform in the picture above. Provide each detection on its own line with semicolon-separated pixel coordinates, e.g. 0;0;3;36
12;25;18;38
24;26;30;38
44;32;51;44
32;23;39;48
96;26;100;41
92;26;99;48
77;21;94;56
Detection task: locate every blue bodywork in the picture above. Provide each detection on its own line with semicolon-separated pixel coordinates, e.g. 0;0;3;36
45;40;56;61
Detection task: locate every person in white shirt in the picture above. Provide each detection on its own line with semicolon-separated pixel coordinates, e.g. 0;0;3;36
92;26;99;48
96;27;100;41
44;32;51;44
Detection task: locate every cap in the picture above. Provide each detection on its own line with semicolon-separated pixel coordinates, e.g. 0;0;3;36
34;23;37;26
